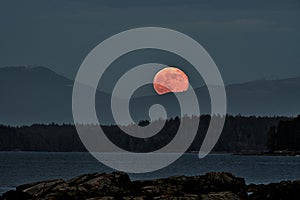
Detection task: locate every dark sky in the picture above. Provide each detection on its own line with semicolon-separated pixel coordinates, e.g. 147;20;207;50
1;0;300;85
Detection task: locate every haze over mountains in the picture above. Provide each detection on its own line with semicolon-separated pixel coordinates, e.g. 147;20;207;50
0;66;299;125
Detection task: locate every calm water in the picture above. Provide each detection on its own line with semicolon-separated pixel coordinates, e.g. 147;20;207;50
1;152;300;195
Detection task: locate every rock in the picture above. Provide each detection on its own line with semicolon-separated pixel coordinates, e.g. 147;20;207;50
0;171;248;200
66;172;131;196
152;194;199;200
0;190;32;200
2;171;300;199
199;172;247;197
249;180;300;200
201;191;241;200
16;179;67;197
247;183;264;194
131;172;247;199
9;172;131;200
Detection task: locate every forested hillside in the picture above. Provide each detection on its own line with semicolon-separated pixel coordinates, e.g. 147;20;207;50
0;115;288;152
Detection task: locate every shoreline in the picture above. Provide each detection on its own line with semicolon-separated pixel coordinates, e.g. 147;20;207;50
233;150;300;156
1;150;300;157
1;171;299;200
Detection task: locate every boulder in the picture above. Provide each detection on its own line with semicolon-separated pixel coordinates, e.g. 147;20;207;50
16;179;67;197
1;171;247;200
10;172;130;200
249;180;300;200
131;172;247;199
201;191;241;200
0;190;32;200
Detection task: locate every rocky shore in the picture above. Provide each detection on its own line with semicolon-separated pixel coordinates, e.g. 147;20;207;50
1;172;299;200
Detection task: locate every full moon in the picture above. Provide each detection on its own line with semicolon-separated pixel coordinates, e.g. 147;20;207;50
153;67;189;95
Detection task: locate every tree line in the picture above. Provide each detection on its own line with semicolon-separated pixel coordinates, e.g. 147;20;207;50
0;115;294;152
267;115;300;151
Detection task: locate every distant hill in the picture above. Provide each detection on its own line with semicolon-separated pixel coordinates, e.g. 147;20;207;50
0;66;110;125
131;77;300;119
0;66;73;125
0;66;299;125
225;77;300;116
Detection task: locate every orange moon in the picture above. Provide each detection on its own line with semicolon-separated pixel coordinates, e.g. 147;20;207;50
153;67;189;95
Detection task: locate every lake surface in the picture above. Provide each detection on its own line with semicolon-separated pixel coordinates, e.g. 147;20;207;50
1;152;300;195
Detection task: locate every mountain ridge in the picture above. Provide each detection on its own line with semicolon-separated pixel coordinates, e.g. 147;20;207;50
0;66;299;125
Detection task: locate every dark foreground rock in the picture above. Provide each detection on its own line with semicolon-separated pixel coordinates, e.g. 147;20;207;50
1;172;299;200
248;180;300;200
